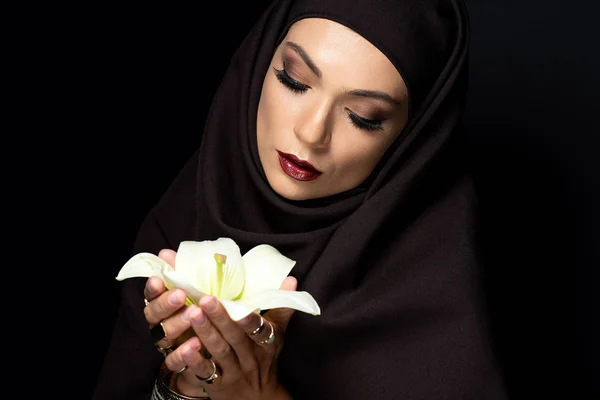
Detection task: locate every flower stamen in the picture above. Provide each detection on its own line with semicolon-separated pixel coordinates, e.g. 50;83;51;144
214;253;227;298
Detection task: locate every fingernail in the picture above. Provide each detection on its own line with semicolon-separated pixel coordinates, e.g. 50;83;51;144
145;282;155;295
204;297;218;312
182;351;194;363
191;309;207;326
181;306;193;322
168;290;183;306
182;342;200;363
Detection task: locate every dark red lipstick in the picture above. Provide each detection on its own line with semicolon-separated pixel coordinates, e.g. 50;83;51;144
277;150;322;181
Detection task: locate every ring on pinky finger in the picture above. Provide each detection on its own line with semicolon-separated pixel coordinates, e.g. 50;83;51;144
257;320;276;345
249;316;265;336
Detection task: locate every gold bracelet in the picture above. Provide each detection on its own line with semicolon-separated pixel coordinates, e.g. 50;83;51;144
152;370;210;400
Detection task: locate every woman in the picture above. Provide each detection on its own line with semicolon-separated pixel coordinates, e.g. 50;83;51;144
92;0;509;398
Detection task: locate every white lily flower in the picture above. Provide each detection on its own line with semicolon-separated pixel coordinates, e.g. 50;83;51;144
115;237;321;321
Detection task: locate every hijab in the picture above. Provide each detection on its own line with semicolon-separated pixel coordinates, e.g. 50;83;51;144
93;0;508;398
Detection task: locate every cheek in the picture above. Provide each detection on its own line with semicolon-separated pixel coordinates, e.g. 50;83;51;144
333;139;389;178
257;78;290;143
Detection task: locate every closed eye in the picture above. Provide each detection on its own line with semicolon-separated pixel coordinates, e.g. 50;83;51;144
273;67;309;94
273;66;383;132
345;108;384;131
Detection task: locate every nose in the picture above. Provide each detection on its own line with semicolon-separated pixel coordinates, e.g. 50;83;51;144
293;99;332;148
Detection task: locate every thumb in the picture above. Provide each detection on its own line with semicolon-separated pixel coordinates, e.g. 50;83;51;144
279;275;297;291
265;276;297;331
158;249;177;268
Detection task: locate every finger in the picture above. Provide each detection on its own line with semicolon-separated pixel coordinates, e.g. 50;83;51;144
200;296;257;359
280;276;297;291
238;313;277;347
163;336;200;377
265;276;298;332
158;249;177;267
265;306;296;333
177;336;221;388
238;277;297;347
151;305;197;351
144;276;166;302
190;299;251;373
236;311;264;336
144;288;187;327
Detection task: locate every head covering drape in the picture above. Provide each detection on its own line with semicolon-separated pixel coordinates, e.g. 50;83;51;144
93;1;508;398
192;0;506;397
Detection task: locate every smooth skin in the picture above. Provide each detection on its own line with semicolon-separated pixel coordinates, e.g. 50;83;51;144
144;17;410;399
257;18;409;200
145;250;296;399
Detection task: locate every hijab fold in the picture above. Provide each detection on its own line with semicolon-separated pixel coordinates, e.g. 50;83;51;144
94;1;508;398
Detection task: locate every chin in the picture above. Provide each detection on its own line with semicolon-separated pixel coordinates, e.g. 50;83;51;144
267;173;320;201
273;182;317;201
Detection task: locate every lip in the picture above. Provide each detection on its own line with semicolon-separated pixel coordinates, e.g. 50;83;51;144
277;150;322;181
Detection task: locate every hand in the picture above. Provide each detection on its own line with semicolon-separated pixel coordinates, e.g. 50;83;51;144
143;250;196;365
156;252;296;400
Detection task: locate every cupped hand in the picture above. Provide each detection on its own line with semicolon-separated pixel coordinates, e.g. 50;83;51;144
143;250;195;359
152;255;296;399
145;248;295;399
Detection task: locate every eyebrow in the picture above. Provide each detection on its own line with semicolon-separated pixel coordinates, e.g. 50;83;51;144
347;89;403;105
284;41;402;105
284;41;322;78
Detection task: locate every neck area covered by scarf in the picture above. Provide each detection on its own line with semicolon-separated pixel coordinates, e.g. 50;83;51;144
97;1;509;399
188;1;507;398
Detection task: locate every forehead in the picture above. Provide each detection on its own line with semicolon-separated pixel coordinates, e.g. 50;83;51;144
282;18;406;95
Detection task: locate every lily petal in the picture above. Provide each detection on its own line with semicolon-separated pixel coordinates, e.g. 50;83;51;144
220;299;260;321
163;268;207;304
210;238;245;299
115;253;169;281
241;289;321;316
175;241;216;295
212;237;244;264
242;244;296;297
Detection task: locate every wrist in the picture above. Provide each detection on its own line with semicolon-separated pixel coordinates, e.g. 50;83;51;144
171;373;210;398
152;369;209;399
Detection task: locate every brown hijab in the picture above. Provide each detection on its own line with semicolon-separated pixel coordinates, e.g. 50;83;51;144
93;0;508;398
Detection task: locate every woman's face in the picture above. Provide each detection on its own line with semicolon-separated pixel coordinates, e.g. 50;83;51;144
257;18;409;201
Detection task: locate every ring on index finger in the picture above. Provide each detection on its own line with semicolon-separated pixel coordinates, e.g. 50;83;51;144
150;322;169;344
150;321;173;355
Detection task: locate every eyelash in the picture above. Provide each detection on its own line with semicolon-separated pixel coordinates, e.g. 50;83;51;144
273;67;384;132
346;110;383;131
273;67;308;93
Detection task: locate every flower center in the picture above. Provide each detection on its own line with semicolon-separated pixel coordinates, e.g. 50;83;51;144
214;253;227;265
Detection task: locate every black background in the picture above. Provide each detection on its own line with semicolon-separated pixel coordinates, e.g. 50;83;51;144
7;0;597;398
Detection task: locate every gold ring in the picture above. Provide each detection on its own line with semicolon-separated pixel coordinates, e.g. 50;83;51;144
156;342;174;358
195;360;221;384
250;316;265;336
173;365;187;374
258;321;275;345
